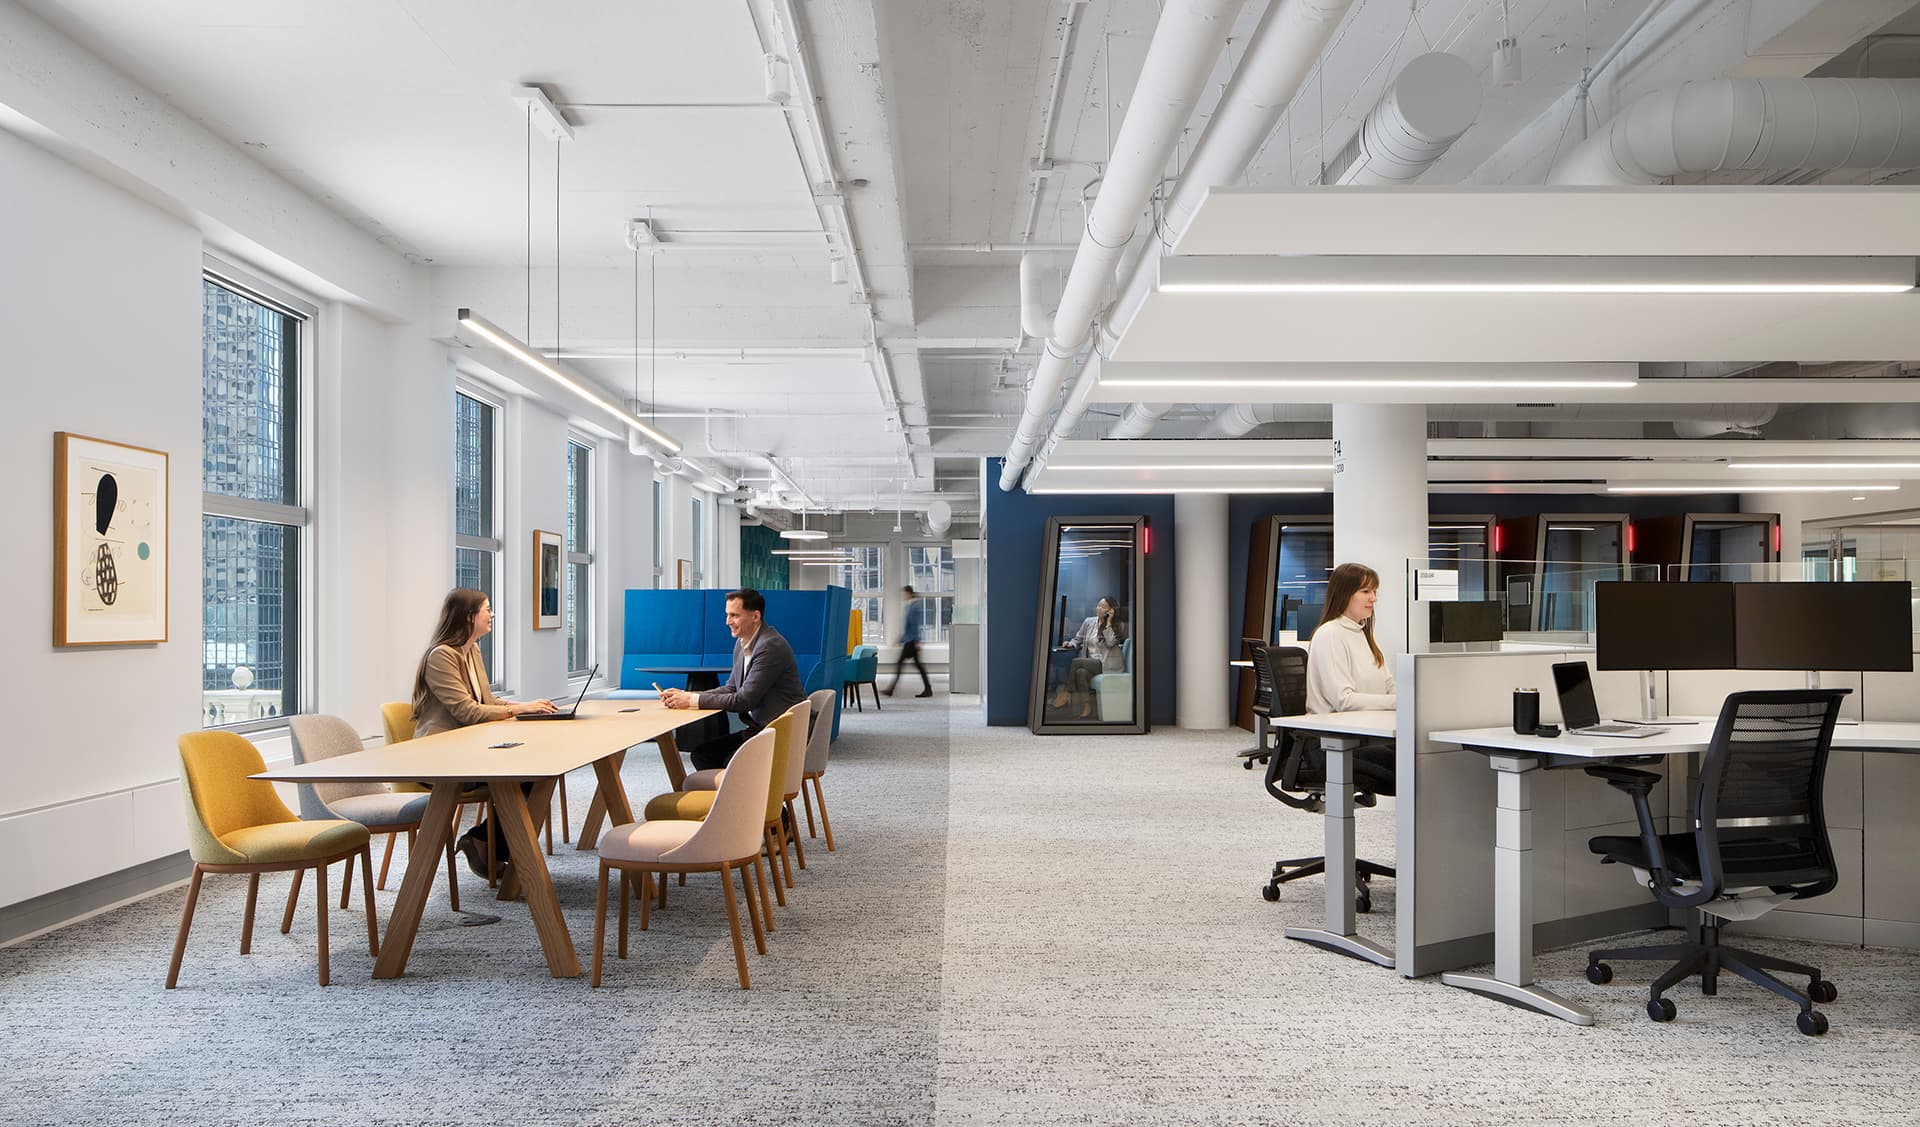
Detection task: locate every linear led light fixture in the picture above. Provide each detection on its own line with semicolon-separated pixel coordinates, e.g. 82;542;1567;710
1728;461;1920;470
1056;463;1335;472
1098;361;1638;391
1031;485;1326;495
1155;255;1918;295
1607;483;1902;494
457;309;681;454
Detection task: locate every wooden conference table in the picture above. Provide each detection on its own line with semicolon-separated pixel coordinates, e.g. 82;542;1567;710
256;699;717;979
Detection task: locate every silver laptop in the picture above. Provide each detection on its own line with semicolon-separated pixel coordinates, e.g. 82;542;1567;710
1551;661;1667;738
514;664;597;721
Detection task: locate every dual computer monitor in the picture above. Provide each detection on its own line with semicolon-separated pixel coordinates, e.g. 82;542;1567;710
1595;580;1913;673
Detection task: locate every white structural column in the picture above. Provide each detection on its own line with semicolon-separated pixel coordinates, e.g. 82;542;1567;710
1331;404;1428;655
1174;493;1230;729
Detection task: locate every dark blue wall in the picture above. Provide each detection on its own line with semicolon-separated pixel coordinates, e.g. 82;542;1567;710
984;459;1177;728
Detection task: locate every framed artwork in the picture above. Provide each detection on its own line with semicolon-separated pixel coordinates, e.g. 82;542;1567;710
54;432;169;646
676;559;694;590
533;529;563;629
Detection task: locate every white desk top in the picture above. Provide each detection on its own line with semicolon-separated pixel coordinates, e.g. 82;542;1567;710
1270;711;1397;740
1432;720;1920;759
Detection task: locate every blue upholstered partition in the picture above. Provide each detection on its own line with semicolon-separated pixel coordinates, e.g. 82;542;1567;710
618;589;707;692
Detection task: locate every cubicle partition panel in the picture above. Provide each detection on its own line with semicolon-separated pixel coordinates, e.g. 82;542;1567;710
1396;650;1673;979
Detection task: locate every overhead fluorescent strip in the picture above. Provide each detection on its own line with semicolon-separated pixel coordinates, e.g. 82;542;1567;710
1098;361;1638;391
1056;463;1335;472
457;309;682;454
1155;255;1918;295
1606;484;1902;494
1727;461;1920;470
1030;486;1326;495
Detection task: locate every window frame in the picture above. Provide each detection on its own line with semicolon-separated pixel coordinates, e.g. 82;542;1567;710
200;256;317;735
907;542;956;646
690;493;705;587
453;382;505;685
830;545;887;645
565;436;594;677
652;477;665;588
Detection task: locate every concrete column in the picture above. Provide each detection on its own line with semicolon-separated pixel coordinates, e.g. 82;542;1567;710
1175;492;1230;729
1332;404;1429;655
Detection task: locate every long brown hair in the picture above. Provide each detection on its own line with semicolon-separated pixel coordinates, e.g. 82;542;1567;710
1317;563;1384;668
411;587;489;717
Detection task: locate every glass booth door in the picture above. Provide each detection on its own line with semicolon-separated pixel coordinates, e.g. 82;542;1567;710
1029;516;1147;734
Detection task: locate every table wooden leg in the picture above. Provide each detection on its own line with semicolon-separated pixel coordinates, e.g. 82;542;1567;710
657;731;687;791
374;785;460;979
576;749;626;851
490;779;580;978
591;752;636;829
498;778;558;903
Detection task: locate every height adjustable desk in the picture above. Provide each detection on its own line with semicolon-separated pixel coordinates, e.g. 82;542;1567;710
1428;720;1920;1025
1267;710;1398;968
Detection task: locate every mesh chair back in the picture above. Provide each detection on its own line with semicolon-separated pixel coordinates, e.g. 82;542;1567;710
1248;646;1276;718
1696;689;1846;895
1265;646;1310;716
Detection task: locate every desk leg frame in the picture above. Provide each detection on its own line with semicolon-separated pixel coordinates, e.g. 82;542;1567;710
1440;753;1593;1025
1284;736;1394;968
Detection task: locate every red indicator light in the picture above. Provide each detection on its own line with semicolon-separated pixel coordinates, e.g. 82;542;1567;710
1143;525;1152;555
1491;523;1503;554
1626;522;1636;554
1772;523;1782;554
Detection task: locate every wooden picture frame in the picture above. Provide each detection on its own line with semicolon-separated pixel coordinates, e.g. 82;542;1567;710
54;432;169;646
675;559;694;590
533;529;563;629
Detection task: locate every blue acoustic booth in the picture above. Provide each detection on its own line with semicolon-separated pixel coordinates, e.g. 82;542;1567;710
614;586;851;738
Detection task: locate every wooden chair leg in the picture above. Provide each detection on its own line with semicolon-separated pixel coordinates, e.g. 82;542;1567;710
813;776;837;852
753;851;776;928
559;777;571;845
338;854;353;910
444;833;462;913
622;872;635;953
638;872;651;934
378;831;399;889
775;820;796;889
763;828;787;907
786;800;807;870
486;804;499;888
240;873;260;955
802;785;818;838
544;805;554;856
740;861;766;955
166;867;205;989
281;868;303;934
720;863;750;989
314;862;330;987
591;863;609;987
359;846;380;957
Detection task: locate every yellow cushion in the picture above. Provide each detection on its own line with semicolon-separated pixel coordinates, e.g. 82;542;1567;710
218;819;370;864
643;789;718;821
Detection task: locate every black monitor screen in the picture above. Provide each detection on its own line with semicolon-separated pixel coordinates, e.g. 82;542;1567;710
1295;605;1326;642
1595;581;1736;671
1430;600;1504;644
1733;582;1914;672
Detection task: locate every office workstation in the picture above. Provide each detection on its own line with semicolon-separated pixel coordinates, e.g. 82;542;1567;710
13;2;1920;1124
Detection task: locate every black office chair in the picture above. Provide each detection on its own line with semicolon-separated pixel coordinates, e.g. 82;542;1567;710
1237;639;1277;769
1583;688;1849;1036
1257;645;1396;913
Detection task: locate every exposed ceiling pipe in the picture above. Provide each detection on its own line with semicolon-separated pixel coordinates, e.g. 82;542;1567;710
1318;52;1483;185
1548;78;1920;185
996;0;1248;492
1204;402;1333;437
1763;404;1920;439
1108;402;1176;439
1021;0;1090;242
1018;252;1067;340
1024;0;1357;469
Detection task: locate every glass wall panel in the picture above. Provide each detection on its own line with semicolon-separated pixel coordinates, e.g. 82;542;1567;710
1272;522;1333;637
1537;519;1626;631
1686;519;1771;581
1030;518;1146;733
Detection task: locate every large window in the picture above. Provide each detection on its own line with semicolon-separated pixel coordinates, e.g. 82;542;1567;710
829;546;885;644
454;390;500;675
565;439;593;675
202;273;309;729
908;544;955;645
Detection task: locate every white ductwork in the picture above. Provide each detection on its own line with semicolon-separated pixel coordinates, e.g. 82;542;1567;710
1108;402;1175;439
1018;252;1062;340
1321;52;1482;186
925;499;954;536
1203;402;1332;437
1549;77;1920;185
1763;404;1920;440
998;0;1249;491
1670;403;1778;439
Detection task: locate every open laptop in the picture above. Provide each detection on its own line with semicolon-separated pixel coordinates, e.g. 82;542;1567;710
1551;661;1667;738
514;664;597;721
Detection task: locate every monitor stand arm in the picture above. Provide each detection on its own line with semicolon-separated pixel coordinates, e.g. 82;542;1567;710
1639;669;1660;723
1806;670;1822;691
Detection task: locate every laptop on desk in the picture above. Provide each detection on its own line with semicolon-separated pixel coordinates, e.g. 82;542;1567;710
1552;661;1667;738
514;664;597;721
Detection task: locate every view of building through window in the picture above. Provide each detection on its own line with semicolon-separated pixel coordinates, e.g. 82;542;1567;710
829;546;885;645
454;391;499;675
908;545;955;645
566;440;592;674
201;276;305;728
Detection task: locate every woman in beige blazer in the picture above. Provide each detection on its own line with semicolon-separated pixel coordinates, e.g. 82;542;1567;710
410;587;555;874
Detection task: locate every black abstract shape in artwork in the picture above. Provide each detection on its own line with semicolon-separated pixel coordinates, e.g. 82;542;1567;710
94;543;119;605
95;473;118;536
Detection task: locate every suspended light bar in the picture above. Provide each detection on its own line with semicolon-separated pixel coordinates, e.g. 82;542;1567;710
1727;461;1920;470
1155;255;1918;295
1607;483;1902;494
1058;463;1335;472
1030;485;1326;495
1098;361;1638;391
456;309;682;454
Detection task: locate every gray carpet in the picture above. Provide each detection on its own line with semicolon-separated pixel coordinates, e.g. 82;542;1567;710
3;692;1918;1125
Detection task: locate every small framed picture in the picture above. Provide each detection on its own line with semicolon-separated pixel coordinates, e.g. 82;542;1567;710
55;432;169;646
533;529;563;629
676;559;694;590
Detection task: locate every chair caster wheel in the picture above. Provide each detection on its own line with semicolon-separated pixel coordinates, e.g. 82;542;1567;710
1586;962;1613;985
1809;979;1837;1004
1260;883;1280;902
1797;1009;1830;1036
1243;759;1254;769
1355;886;1373;914
1647;997;1677;1023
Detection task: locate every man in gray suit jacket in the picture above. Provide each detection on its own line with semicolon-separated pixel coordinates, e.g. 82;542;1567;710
661;588;807;770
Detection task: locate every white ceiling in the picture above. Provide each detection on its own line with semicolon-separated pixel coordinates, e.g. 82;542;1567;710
15;0;1920;512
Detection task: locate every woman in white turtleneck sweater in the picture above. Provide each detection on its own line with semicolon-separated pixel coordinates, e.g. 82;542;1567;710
1306;562;1396;714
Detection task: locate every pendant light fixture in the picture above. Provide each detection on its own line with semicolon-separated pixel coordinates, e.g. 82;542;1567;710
781;510;830;541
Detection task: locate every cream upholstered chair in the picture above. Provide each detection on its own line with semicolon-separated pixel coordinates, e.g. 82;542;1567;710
799;688;840;852
287;714;463;910
592;728;777;989
777;696;814;875
169;730;379;988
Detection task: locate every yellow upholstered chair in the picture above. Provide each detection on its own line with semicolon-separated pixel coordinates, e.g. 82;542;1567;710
592;729;777;989
848;609;863;656
168;730;378;988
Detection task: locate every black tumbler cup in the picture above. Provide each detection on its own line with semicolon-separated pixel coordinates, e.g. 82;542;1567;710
1512;689;1540;735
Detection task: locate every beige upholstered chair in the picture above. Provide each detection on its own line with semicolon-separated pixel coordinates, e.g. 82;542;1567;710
592;728;777;989
800;688;840;852
169;731;378;988
777;696;814;875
